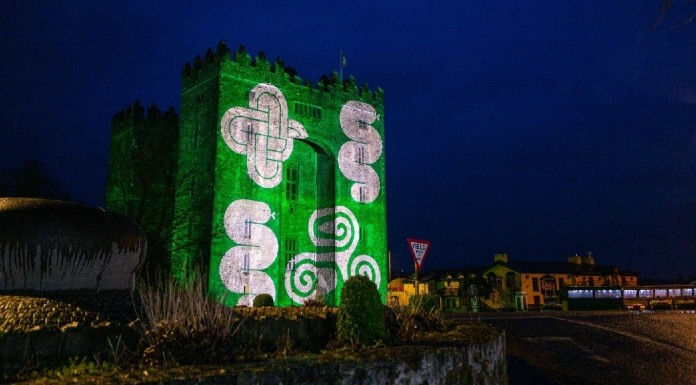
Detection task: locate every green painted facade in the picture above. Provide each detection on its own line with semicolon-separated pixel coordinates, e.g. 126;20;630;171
109;42;387;306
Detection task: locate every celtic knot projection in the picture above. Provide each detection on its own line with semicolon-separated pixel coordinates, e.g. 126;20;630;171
221;84;308;188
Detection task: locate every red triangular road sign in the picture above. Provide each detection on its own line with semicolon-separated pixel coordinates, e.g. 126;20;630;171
407;238;431;272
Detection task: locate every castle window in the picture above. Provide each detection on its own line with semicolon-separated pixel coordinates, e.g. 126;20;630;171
245;122;253;144
286;165;299;201
285;238;297;271
242;252;250;274
532;278;539;292
356;145;365;164
244;219;252;238
294;102;322;120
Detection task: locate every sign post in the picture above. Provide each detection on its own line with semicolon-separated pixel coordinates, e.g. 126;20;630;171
407;238;431;296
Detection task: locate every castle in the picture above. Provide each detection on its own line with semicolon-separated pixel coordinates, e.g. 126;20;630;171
106;41;388;307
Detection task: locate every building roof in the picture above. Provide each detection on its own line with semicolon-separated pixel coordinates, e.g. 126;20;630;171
500;260;638;276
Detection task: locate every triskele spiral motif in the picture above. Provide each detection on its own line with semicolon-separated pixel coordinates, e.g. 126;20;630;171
338;101;383;203
285;206;380;304
349;254;382;288
219;199;278;306
284;253;336;304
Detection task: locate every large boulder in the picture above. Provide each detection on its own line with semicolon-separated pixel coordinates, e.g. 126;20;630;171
0;198;146;291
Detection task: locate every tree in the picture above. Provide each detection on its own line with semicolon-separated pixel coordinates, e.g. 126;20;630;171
5;160;70;200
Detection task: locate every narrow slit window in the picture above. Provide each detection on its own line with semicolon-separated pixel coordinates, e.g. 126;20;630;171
356;145;365;164
244;219;252;238
286;165;299;201
242;252;250;273
285;238;297;271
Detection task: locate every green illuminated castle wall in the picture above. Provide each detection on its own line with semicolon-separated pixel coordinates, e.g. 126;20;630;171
106;101;178;275
110;42;387;306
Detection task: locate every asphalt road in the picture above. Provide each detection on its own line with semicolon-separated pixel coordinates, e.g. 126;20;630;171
452;312;696;385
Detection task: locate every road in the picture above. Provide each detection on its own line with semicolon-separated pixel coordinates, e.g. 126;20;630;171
451;311;696;385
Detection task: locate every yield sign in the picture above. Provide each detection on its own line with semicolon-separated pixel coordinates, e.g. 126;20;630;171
407;238;431;272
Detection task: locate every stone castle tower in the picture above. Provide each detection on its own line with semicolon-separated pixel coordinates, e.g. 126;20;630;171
107;41;387;307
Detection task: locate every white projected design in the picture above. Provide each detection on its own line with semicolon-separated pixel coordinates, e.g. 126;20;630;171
284;206;381;304
221;83;308;188
219;199;278;306
338;101;383;203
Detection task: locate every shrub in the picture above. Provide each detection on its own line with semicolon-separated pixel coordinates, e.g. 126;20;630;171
408;294;440;313
253;293;274;307
337;275;386;347
389;295;445;343
302;296;326;307
137;271;244;365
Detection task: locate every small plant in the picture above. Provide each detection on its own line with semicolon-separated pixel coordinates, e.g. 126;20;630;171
252;293;275;307
137;270;245;365
302;296;326;307
388;295;445;343
337;275;386;347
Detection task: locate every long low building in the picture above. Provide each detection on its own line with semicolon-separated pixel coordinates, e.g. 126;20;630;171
388;253;639;312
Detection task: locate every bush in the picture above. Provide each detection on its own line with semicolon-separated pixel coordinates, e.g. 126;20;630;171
253;293;274;307
137;272;243;365
303;296;326;307
389;295;445;343
337;275;386;347
408;294;440;313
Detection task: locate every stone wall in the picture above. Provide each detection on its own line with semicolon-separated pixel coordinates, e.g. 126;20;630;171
1;293;507;385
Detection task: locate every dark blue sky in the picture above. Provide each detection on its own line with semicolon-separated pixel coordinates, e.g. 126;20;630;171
1;1;694;279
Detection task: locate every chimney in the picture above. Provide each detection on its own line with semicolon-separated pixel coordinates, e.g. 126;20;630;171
494;253;509;264
568;254;582;265
582;252;595;266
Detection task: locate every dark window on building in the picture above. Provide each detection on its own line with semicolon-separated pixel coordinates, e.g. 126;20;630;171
294;102;322;120
558;277;565;287
532;278;540;292
286;165;299;201
285;238;297;271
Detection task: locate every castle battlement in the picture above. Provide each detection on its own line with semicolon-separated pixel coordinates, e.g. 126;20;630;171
181;41;383;103
111;101;178;135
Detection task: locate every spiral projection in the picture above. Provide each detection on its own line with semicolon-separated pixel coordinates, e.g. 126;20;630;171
349;254;382;288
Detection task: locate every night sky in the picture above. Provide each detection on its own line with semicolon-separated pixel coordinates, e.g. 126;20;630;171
1;1;694;279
